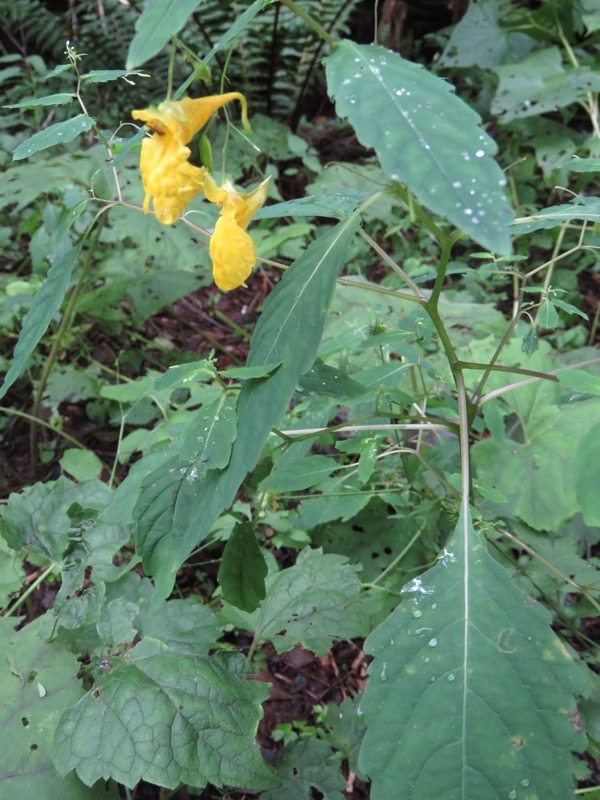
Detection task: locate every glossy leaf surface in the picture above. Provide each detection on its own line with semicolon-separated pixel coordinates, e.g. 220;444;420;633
358;508;585;800
325;40;513;253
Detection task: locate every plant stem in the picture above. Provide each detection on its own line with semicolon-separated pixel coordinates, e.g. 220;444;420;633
455;370;472;511
369;526;424;587
4;564;56;617
29;216;106;475
0;406;87;451
278;0;336;47
359;229;425;300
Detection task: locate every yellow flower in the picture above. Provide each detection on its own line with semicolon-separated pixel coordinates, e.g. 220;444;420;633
132;93;250;225
204;174;270;291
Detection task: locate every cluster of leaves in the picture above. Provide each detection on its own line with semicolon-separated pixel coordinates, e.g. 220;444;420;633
1;1;600;799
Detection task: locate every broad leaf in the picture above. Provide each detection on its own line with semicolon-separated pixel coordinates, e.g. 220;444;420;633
261;454;337;492
492;47;600;122
514;196;600;233
0;247;78;400
439;0;534;69
12;115;94;160
133;393;237;567
358;508;585;800
261;740;346;800
126;0;204;68
255;191;371;220
325;40;513;253
203;0;274;66
573;422;600;527
298;361;367;399
54;639;276;791
136;215;360;599
473;396;600;530
82;69;148;83
4;93;75;108
0;617;118;799
221;548;362;655
217;523;268;612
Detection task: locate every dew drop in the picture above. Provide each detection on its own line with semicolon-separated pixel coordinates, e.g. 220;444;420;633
520;779;530;788
475;149;485;157
342;78;351;86
447;673;456;682
428;638;438;647
347;95;357;105
431;603;438;610
412;609;423;618
357;707;364;716
424;657;430;664
464;208;473;216
380;663;388;682
430;676;436;682
508;790;518;800
452;181;462;189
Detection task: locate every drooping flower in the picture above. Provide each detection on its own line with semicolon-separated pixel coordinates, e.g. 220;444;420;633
132;93;250;225
203;173;270;291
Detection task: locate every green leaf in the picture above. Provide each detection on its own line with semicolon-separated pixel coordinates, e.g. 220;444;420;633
254;191;371;221
474;388;600;530
126;0;204;68
217;523;268;612
513;196;600;233
521;328;538;356
298;361;367;399
138;215;360;599
261;455;337;492
566;157;600;173
492;47;600;122
261;739;346;800
54;640;276;791
0;248;78;400
221;548;362;655
0;541;24;607
133;393;237;562
538;299;559;329
325;40;513;253
581;0;600;32
12;115;94;160
82;69;148;83
550;298;588;320
439;0;534;69
358;507;585;799
0;617;118;799
556;368;600;396
153;359;216;391
60;448;103;481
202;0;273;66
3;93;75;109
573;422;600;527
221;362;282;380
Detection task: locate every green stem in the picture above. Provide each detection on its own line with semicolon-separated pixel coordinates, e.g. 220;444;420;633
456;361;559;383
369;526;424;587
0;406;87;451
455;370;472;509
166;37;176;101
4;564;56;617
393;185;449;243
30;217;106;475
426;231;463;309
279;0;336;47
359;229;425;300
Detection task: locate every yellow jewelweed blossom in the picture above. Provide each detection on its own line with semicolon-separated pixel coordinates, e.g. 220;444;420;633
132;93;251;225
204;173;270;291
